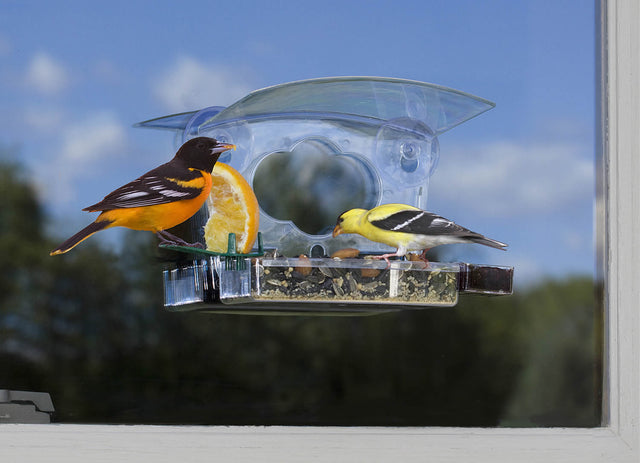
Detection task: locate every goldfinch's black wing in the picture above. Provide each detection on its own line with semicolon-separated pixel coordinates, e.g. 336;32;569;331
83;161;204;211
369;208;508;250
369;209;466;235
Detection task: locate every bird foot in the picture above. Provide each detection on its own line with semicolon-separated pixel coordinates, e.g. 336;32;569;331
370;251;431;270
407;251;430;269
370;253;400;269
157;230;205;249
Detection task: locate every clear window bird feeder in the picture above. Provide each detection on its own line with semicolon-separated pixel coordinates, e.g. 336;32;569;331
137;77;513;315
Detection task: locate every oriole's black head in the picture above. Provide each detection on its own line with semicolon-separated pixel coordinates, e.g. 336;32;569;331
175;137;236;172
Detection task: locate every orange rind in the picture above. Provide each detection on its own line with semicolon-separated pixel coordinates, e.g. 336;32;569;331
204;163;260;254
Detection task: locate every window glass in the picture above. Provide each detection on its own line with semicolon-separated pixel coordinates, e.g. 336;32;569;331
0;1;599;426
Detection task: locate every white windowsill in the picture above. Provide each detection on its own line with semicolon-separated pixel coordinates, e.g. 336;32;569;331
0;425;636;462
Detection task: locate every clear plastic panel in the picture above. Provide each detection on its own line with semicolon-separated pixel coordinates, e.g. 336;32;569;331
251;258;459;307
136;77;495;257
204;77;494;135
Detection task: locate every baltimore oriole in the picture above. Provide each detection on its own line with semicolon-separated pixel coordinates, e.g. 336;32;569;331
333;203;507;264
50;137;235;256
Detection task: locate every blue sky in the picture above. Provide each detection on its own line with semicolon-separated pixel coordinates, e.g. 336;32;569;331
0;1;596;286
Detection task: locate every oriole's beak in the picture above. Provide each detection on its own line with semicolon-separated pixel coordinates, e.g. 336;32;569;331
332;224;343;238
212;143;236;155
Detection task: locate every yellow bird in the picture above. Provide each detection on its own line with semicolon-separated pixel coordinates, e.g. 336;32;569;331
333;203;507;264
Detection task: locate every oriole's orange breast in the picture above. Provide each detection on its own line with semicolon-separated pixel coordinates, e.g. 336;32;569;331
96;171;212;232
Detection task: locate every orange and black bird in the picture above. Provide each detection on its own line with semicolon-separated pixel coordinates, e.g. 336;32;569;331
50;137;235;256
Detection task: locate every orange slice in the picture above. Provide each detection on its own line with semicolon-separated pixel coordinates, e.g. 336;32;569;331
204;162;260;253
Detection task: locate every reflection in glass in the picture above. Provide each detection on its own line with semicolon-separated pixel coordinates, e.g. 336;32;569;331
253;139;379;236
0;1;601;429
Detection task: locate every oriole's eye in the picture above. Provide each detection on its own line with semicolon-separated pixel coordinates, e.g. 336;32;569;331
197;143;206;150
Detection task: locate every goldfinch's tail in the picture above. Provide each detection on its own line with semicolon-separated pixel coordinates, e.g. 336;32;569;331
50;220;113;256
471;236;508;250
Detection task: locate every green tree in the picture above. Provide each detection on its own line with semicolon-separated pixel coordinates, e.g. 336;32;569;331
0;156;600;426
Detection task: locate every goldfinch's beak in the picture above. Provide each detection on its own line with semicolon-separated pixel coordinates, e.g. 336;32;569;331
211;143;236;155
332;224;343;238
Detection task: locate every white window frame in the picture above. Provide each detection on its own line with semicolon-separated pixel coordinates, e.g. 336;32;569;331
2;1;639;461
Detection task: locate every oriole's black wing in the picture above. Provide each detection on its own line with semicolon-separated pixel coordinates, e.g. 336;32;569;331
83;160;204;211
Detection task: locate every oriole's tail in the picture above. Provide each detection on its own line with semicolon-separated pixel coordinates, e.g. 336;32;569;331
50;220;113;256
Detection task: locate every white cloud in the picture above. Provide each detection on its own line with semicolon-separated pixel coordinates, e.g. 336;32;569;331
26;52;70;95
153;56;253;112
430;139;594;216
35;112;128;204
60;113;127;163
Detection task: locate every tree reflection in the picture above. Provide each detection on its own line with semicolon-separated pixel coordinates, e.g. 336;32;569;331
253;139;378;235
0;158;600;426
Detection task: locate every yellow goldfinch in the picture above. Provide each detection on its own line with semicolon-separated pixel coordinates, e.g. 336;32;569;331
332;203;507;264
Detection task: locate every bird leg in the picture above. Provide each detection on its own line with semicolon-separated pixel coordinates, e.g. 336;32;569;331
370;252;402;268
405;249;430;269
371;249;431;269
156;230;204;249
418;248;430;263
